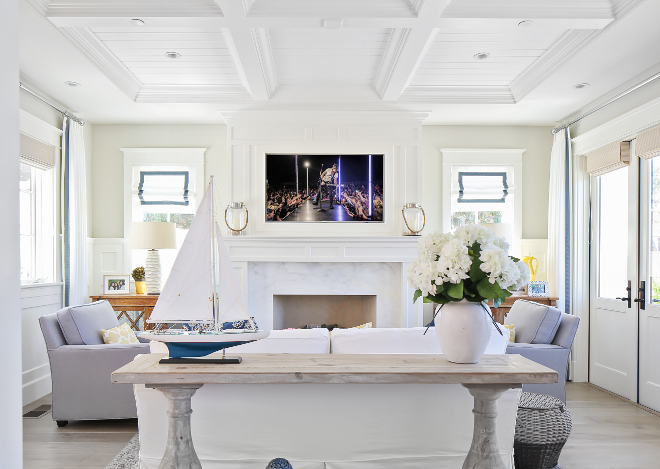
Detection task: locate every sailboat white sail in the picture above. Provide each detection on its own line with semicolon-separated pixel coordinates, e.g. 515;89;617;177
138;178;268;361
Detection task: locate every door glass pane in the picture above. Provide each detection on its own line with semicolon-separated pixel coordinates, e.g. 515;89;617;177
651;158;660;304
599;168;629;298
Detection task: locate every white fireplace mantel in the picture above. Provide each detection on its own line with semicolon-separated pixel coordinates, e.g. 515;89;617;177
224;236;420;263
225;236;424;330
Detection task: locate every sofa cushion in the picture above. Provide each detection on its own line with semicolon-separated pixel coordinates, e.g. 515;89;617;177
57;300;120;345
504;300;562;344
331;325;508;354
102;322;140;345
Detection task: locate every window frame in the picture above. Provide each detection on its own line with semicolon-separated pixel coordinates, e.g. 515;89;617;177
441;149;524;253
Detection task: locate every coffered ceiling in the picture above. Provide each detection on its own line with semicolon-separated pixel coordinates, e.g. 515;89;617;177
18;0;660;124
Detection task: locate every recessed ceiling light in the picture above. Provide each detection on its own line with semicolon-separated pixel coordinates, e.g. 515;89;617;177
573;83;590;89
473;52;490;60
165;52;181;59
131;18;145;26
518;20;533;27
64;81;80;87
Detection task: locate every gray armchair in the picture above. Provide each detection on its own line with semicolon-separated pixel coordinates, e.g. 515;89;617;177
39;300;150;426
505;300;580;403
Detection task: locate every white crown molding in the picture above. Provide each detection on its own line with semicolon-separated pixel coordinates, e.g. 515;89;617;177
401;85;514;104
223;110;430;126
510;29;601;103
408;0;425;16
46;2;223;17
442;3;613;23
59;27;141;101
251;28;278;98
135;85;251;103
20;110;63;148
374;28;411;99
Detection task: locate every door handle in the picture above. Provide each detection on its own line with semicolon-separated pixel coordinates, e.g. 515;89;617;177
634;280;646;310
616;280;632;308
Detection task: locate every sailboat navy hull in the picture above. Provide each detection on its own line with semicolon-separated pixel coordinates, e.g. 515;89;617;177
165;341;255;359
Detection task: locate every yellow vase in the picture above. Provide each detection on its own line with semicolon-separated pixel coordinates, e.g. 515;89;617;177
522;256;539;281
135;281;146;294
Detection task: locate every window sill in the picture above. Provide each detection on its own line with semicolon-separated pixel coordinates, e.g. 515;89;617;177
21;282;63;289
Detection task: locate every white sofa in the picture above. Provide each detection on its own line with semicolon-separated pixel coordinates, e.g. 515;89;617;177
137;326;518;469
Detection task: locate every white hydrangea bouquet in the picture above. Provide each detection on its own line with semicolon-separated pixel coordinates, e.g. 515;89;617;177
408;224;530;308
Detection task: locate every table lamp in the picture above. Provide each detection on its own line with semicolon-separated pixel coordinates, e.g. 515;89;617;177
131;222;176;294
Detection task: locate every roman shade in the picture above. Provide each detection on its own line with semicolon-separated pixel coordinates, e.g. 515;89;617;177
20;133;55;170
586;140;630;176
138;171;189;206
457;172;508;203
636;126;660;160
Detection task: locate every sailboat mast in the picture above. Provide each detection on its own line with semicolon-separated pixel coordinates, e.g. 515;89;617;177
209;177;219;329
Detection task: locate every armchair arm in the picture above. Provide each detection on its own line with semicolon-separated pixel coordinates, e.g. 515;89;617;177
47;343;150;421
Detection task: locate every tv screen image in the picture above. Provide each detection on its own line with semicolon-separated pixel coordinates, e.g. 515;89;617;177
266;154;383;223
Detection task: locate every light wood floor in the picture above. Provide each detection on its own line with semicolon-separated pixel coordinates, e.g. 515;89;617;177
22;382;660;468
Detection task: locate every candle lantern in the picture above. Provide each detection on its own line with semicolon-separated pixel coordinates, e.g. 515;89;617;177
402;203;426;236
225;202;249;235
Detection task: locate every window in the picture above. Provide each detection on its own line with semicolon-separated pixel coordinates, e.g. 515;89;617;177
19;162;55;283
442;149;523;252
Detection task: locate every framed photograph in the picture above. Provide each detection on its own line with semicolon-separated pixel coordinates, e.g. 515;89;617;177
103;275;130;295
527;280;550;297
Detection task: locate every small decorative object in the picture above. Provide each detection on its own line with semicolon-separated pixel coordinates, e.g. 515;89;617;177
402;203;426;236
131;221;177;294
266;458;293;469
103;274;131;295
522;256;539;281
225;202;248;235
514;392;572;469
132;266;146;294
407;224;530;363
528;280;550;297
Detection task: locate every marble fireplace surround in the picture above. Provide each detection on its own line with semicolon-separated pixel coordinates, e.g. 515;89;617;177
224;236;422;331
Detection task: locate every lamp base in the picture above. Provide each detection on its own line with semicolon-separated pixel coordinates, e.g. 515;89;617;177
145;249;162;294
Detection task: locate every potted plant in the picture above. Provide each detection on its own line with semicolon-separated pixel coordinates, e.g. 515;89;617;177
132;266;146;294
407;224;529;363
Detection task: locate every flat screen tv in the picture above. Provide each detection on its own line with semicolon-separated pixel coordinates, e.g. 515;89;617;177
266;154;383;223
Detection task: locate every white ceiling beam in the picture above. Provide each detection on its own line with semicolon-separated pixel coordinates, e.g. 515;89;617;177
215;0;277;101
374;0;452;101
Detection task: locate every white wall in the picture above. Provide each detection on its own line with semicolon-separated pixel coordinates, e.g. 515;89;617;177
422;125;554;239
1;0;24;465
91;124;227;238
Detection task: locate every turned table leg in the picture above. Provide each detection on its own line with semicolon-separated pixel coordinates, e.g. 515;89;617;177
148;384;204;469
462;383;521;469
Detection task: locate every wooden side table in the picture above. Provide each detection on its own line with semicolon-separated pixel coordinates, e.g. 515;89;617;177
90;294;158;331
487;296;559;324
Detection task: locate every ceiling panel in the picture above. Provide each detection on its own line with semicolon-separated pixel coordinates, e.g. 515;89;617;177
270;28;391;86
410;28;565;87
89;27;243;86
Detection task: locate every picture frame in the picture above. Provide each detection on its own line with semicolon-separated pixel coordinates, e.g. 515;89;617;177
103;275;131;295
527;280;550;297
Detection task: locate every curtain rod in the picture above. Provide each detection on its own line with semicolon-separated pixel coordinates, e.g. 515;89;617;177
552;70;660;134
19;83;85;126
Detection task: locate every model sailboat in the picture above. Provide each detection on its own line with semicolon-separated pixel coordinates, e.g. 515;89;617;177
137;177;269;363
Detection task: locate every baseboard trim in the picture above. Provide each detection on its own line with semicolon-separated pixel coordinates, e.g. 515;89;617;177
585;382;660;418
23;373;51;406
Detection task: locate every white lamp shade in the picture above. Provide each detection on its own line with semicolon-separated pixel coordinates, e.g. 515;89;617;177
131;222;177;250
479;223;513;244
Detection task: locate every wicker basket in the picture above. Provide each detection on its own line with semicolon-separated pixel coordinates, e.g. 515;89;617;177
514;392;572;469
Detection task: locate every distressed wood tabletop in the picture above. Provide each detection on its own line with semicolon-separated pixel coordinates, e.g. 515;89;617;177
113;353;557;385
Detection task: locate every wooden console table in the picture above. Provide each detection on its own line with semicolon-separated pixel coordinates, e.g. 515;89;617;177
113;353;556;469
90;294;158;331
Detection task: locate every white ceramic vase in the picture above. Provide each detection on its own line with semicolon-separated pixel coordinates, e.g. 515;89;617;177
435;299;492;364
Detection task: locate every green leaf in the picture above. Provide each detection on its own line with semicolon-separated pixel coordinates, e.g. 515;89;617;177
471;241;482;256
502;289;513;298
446;282;464;299
477;278;502;300
433;283;445;293
469;258;486;282
413;289;423;303
510;256;520;263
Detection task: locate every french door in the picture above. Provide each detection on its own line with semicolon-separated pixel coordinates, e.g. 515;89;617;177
590;141;660;411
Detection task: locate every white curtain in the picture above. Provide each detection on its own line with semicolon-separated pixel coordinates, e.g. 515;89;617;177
62;117;87;306
547;128;571;313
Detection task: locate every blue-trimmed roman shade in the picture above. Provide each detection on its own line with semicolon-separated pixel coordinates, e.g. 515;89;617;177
138;171;189;206
457;172;508;203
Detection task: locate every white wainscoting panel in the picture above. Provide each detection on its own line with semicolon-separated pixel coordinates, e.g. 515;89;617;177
22;283;62;405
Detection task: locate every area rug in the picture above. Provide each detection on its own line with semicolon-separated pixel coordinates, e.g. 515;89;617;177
105;434;139;469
